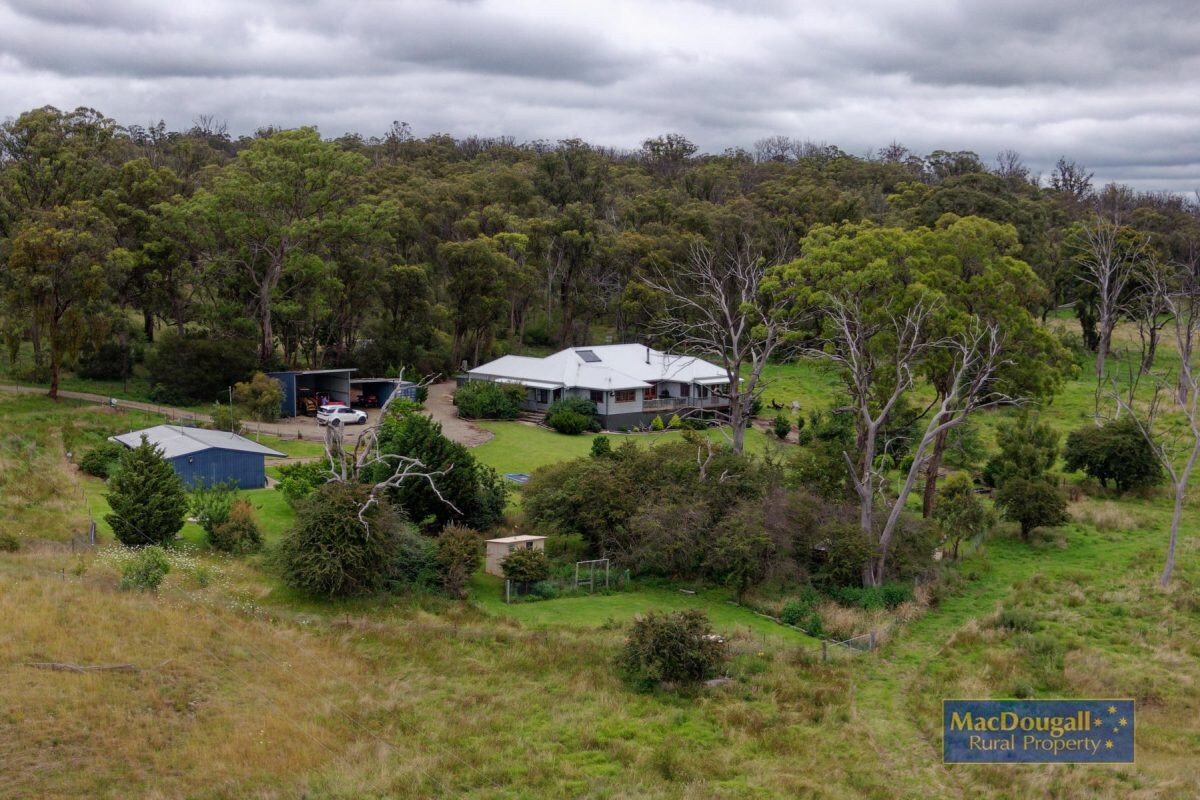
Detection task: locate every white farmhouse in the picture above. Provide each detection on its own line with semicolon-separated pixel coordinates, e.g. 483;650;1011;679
466;344;731;429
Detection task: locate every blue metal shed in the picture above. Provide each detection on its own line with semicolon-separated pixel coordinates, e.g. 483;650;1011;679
109;425;286;489
266;368;356;417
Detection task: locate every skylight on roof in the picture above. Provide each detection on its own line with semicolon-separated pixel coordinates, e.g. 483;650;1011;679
575;349;601;363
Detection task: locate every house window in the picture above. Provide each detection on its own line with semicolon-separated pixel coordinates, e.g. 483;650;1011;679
614;389;635;403
643;383;658;400
590;390;604;404
680;383;690;398
536;389;549;404
696;384;710;399
525;541;534;550
508;544;516;553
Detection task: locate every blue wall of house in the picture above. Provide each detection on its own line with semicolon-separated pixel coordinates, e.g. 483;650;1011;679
168;449;268;489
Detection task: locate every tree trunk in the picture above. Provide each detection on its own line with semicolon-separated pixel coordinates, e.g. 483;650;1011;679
143;307;155;343
1141;326;1159;374
921;427;950;518
48;342;60;400
1096;328;1110;379
259;286;274;366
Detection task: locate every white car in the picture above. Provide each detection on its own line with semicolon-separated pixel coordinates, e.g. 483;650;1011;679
316;405;368;426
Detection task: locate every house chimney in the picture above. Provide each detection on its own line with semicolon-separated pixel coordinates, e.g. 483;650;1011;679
645;345;650;364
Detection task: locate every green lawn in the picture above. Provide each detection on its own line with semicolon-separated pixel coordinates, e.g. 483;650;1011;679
470;572;817;645
473;420;769;477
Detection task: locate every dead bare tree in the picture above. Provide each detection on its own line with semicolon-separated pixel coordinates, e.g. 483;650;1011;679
321;419;459;530
805;294;1017;585
1075;211;1149;381
1114;264;1200;588
643;243;805;454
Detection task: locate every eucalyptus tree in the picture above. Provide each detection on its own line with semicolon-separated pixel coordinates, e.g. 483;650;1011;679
6;202;116;398
185;128;368;365
775;219;1050;585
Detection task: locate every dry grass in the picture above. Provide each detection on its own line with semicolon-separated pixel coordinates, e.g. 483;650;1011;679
0;557;368;800
1070;498;1149;531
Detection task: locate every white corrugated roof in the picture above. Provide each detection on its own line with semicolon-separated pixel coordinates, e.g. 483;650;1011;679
108;425;286;459
467;345;728;391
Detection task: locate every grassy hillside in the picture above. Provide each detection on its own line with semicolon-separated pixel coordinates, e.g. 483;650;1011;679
1;320;1198;798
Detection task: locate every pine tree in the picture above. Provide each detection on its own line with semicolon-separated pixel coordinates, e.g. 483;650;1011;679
105;436;188;546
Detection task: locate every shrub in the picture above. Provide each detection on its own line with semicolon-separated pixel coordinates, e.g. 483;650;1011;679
79;441;127;478
590;436;612;458
547;409;590;435
772;413;792;440
995;478;1069;540
233;371;284;422
547;395;598;420
276;461;328;507
0;532;20;552
119;546;171;592
650;415;665;432
393;529;438;590
145;333;258;405
1064;417;1163;492
668;414;682;430
435;524;482;598
501;547;551;584
369;410;507;531
933;471;993;559
413;385;429;405
210;499;263;554
780;591;823;634
77;340;137;380
454;381;525;419
191;480;237;539
983;412;1060;487
830;583;915;610
105;437;188;547
207;403;244;435
279;482;407;597
995;607;1039;633
619;610;728;690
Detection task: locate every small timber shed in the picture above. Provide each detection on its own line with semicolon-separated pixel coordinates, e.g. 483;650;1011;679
484;535;547;576
266;368;355;417
109;425;285;489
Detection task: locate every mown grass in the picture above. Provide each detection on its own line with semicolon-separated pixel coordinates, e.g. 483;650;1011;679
473;421;770;477
471;572;817;645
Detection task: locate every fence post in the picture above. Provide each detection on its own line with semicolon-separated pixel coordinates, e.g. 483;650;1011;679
822;640;828;663
505;579;511;604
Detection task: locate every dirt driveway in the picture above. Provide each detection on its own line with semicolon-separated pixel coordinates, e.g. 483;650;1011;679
0;380;491;448
422;380;493;446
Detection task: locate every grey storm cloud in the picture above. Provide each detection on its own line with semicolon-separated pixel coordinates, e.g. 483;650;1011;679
0;0;1196;192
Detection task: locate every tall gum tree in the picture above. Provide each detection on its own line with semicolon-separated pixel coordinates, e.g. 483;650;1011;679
775;218;1059;585
186;128;368;365
7;202;115;398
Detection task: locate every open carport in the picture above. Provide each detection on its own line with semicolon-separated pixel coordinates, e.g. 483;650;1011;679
349;378;418;410
267;368;355;417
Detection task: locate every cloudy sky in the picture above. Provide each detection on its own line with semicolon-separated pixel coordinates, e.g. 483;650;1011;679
1;0;1197;191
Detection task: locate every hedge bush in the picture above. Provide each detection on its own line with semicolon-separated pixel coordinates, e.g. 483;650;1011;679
80;441;127;478
119;546;171;592
547;409;591;435
454;381;525;419
619;610;728;691
210;499;263;554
